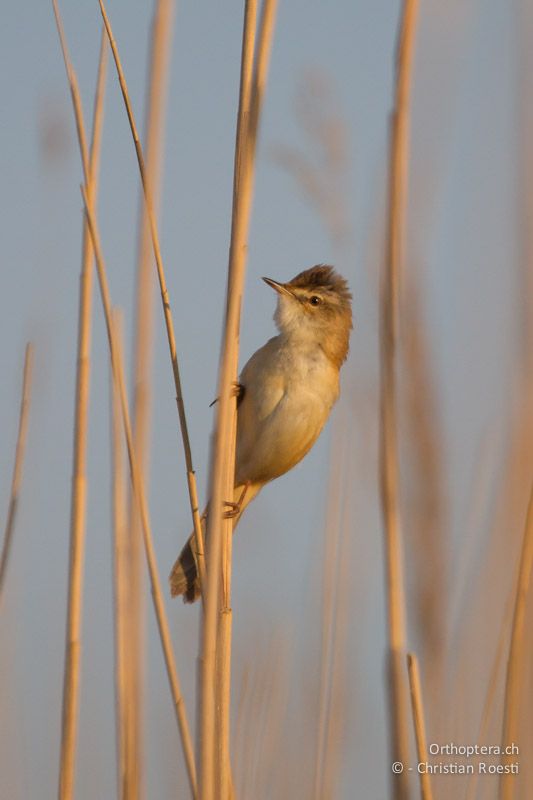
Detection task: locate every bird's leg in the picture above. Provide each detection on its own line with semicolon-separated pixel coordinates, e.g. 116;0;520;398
223;482;250;519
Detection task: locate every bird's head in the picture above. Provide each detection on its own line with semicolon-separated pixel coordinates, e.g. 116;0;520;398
262;265;353;367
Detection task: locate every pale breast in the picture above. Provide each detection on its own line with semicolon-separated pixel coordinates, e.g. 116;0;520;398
235;337;339;485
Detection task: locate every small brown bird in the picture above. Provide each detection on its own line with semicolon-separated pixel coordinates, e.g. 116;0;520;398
169;265;352;602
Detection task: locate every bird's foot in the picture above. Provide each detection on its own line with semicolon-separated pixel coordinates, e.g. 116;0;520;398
232;382;245;404
222;502;240;519
209;382;245;408
222;483;249;519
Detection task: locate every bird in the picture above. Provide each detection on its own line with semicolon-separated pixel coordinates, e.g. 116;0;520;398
169;264;352;602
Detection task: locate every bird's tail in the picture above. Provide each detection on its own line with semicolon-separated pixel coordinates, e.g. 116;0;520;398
169;520;205;603
169;482;260;603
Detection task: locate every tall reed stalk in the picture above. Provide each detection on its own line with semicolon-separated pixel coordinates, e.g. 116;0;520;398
0;343;33;605
500;485;533;799
313;430;344;800
52;9;108;795
110;311;130;799
199;2;277;797
380;2;419;798
464;584;515;800
199;2;257;794
214;4;257;796
126;2;176;794
407;653;433;800
81;187;198;798
97;0;206;591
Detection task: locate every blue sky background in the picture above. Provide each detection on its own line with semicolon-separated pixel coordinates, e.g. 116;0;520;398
0;1;531;798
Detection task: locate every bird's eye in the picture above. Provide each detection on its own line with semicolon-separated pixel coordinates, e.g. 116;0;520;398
309;295;321;306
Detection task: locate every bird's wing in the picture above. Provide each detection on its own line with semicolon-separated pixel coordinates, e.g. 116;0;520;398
239;337;285;420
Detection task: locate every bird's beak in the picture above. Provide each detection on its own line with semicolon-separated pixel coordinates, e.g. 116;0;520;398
262;277;293;297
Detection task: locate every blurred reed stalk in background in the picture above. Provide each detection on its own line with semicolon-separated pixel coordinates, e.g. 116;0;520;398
271;70;351;250
81;185;198;796
500;487;533;799
51;7;108;796
110;311;130;798
451;7;533;798
233;635;290;797
380;1;419;798
313;421;351;800
53;5;199;794
401;279;446;695
407;652;434;800
270;63;353;800
126;1;176;795
0;343;33;606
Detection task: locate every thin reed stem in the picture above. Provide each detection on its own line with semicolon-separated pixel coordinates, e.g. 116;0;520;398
500;485;533;800
248;0;278;153
126;2;176;793
406;653;433;800
53;14;108;798
51;0;89;181
110;311;130;800
215;402;239;799
313;431;344;800
81;187;198;799
199;2;277;797
0;343;33;605
464;584;515;800
380;2;419;798
97;0;206;591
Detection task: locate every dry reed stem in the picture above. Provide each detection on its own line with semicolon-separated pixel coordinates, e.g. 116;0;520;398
53;14;108;798
253;639;290;795
97;0;206;593
311;424;351;799
464;584;515;800
215;3;257;794
238;664;262;798
402;282;446;685
271;75;350;249
313;431;344;800
52;0;89;181
215;374;240;797
199;1;277;796
235;637;289;796
380;2;419;798
247;0;277;154
406;653;434;800
0;343;33;605
110;312;130;799
80;187;198;799
500;485;533;800
233;665;250;782
239;645;270;795
322;469;351;799
126;2;176;793
216;608;235;800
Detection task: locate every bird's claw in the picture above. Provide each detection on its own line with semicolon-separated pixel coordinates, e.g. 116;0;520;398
209;382;245;408
221;483;249;519
222;501;241;520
